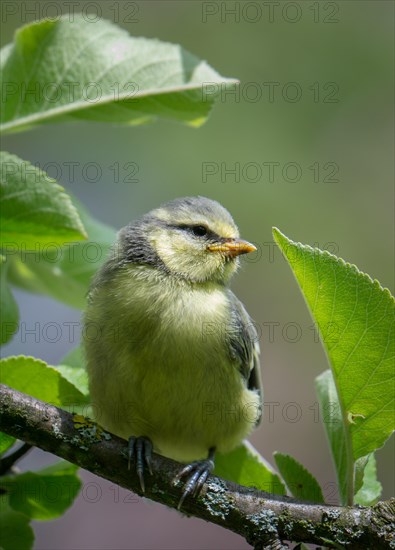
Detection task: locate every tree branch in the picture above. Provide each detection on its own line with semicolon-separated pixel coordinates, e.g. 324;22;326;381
0;384;393;549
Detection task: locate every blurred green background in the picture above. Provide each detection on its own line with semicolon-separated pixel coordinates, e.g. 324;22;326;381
1;1;393;548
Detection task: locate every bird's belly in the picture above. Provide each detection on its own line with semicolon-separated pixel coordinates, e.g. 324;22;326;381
92;333;259;463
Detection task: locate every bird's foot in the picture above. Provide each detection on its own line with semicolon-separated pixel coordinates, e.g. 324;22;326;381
174;448;215;510
127;436;153;492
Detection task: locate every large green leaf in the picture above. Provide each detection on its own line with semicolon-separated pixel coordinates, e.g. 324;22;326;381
0;504;34;550
274;228;395;502
0;355;88;406
0;16;236;134
0;152;86;248
215;441;286;495
0;461;81;520
0;254;18;345
273;452;324;503
7;200;115;309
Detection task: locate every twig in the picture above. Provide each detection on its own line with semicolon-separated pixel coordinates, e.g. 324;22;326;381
0;442;32;475
0;384;393;549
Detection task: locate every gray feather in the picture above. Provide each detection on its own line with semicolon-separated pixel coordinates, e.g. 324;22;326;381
226;290;262;425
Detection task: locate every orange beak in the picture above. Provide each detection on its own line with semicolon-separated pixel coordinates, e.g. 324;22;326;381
207;239;257;257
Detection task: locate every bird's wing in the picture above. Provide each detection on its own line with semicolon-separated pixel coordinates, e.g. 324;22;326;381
226;290;263;425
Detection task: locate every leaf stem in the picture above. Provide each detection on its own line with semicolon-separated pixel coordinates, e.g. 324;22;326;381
339;388;355;506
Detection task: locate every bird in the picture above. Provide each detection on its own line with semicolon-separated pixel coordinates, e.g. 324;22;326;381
83;196;262;508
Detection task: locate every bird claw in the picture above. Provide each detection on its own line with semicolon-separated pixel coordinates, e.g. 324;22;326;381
127;436;153;493
174;457;215;510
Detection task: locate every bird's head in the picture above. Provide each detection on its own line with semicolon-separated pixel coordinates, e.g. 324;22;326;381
117;196;256;284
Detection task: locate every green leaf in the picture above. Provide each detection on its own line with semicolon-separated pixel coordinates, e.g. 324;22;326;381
0;16;236;134
0;504;34;550
1;461;81;520
0;152;87;249
0;254;19;345
354;453;382;506
7;200;115;309
54;346;89;397
273;228;395;502
0;355;88;406
315;370;348;505
273;452;324;503
214;441;286;495
0;432;16;455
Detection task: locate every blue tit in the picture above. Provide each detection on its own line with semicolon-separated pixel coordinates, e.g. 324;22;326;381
83;196;262;507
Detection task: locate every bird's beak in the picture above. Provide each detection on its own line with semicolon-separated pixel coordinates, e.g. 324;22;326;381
207;239;257;257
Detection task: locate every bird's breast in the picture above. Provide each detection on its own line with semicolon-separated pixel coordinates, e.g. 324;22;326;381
115;266;231;351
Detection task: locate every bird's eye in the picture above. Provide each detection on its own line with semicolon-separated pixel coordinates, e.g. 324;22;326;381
191;225;208;237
